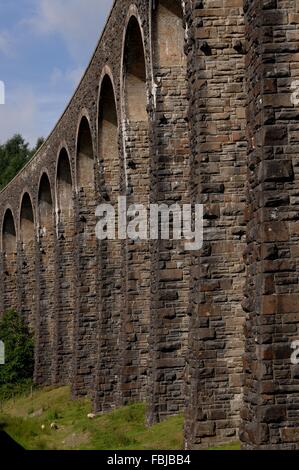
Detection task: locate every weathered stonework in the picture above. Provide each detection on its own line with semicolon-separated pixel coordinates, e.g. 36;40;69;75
0;0;298;450
240;0;299;450
73;116;98;397
184;0;247;449
149;0;191;422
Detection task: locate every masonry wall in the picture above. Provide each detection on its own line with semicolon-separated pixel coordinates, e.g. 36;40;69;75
184;0;247;448
1;210;18;314
121;13;152;403
0;0;298;450
148;0;191;423
73;117;98;397
240;0;299;450
35;173;56;385
95;76;122;410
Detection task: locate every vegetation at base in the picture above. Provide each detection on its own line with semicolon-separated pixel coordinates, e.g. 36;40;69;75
0;310;34;402
0;380;34;403
0;310;239;451
0;134;44;190
0;386;184;450
0;386;240;451
208;441;241;450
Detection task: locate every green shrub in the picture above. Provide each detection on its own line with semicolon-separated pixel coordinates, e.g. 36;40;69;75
0;310;34;386
0;379;33;402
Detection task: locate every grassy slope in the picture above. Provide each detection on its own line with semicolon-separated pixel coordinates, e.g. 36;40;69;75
0;386;240;450
0;386;183;450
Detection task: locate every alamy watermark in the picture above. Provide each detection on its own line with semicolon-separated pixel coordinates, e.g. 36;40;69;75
0;81;5;105
95;197;203;251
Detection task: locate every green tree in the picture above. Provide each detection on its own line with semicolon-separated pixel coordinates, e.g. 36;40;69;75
31;137;45;156
0;134;44;190
0;310;34;386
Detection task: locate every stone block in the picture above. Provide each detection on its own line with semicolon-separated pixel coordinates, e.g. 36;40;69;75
194;421;216;438
160;269;183;282
260;405;286;423
198;328;216;340
258;160;294;183
263;126;288;146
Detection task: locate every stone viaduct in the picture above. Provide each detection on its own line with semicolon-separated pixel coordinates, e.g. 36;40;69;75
0;0;299;450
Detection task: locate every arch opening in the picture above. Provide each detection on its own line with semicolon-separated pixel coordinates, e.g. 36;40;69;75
77;117;94;189
73;116;97;395
38;173;53;230
123;16;147;122
99;75;119;199
57;148;73;216
150;0;190;423
36;172;54;385
56;147;75;384
95;73;122;411
20;193;34;245
118;14;151;404
2;209;16;254
153;0;185;68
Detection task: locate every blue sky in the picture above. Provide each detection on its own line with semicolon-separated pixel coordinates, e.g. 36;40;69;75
0;0;114;147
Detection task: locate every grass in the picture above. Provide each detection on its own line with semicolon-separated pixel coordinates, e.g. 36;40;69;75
0;386;240;450
0;386;184;450
209;441;241;450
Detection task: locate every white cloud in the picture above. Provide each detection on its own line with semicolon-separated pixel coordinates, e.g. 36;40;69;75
26;0;113;60
0;88;39;145
0;0;114;146
0;85;67;147
50;66;84;88
66;66;85;86
0;31;14;56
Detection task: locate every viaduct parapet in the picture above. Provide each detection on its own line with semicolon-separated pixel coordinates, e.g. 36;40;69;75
0;0;298;450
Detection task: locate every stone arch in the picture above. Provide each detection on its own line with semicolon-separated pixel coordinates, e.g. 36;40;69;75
20;192;35;245
72;113;98;397
76;115;94;190
118;9;151;404
19;192;36;329
1;208;18;316
56;147;73;219
2;208;16;254
38;172;53;230
148;0;191;423
94;72;122;411
153;0;185;68
55;146;75;385
98;74;119;199
35;171;55;385
123;15;147;122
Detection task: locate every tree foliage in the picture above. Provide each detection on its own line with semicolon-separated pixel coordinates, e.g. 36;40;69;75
0;310;34;386
0;134;44;190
